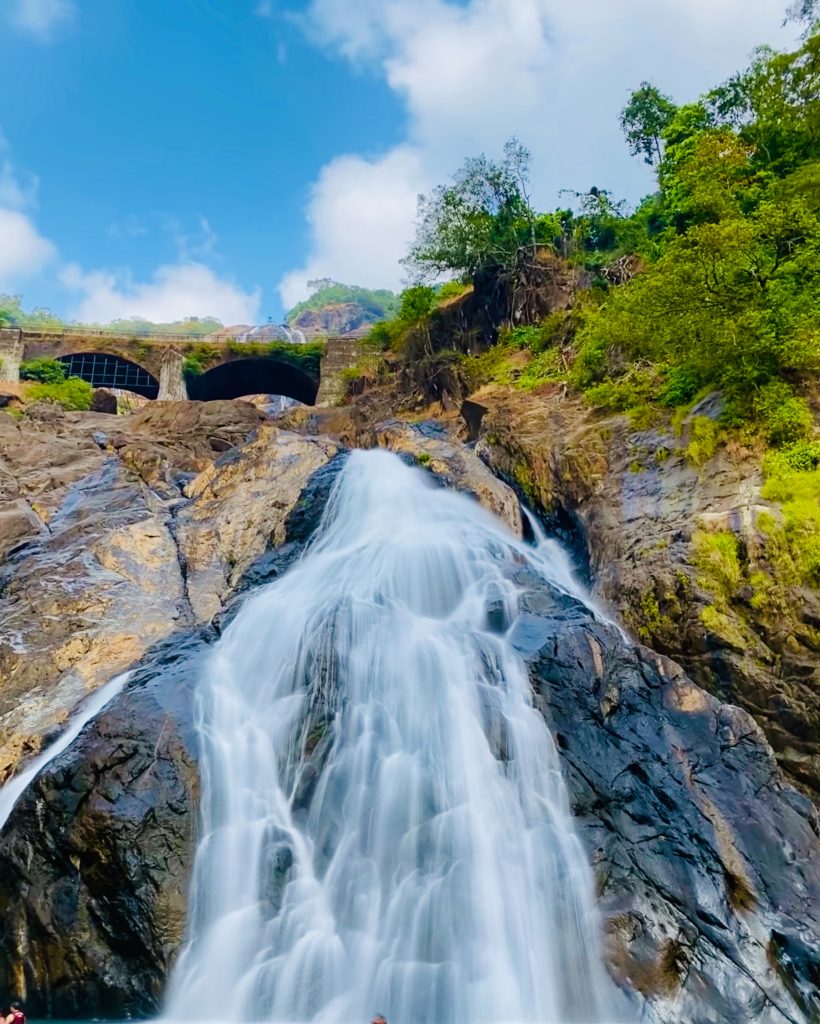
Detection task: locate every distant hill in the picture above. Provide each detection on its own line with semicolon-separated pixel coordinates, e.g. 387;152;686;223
285;280;399;337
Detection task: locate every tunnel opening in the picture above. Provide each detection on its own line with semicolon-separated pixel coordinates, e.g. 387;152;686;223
186;358;319;405
57;353;159;399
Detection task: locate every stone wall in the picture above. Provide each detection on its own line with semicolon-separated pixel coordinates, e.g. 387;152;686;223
0;328;24;383
316;338;362;406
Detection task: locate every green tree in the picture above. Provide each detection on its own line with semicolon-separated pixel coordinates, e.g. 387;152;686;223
706;35;820;177
620;82;678;166
405;138;535;280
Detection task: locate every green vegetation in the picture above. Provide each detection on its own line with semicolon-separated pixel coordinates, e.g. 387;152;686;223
0;295;224;336
761;447;820;587
692;530;744;602
285;280;399;325
220;339;325;376
683;417;721;467
570;30;820;433
102;316;222;337
26;376;94;411
370;25;819;461
180;344;221;379
268;340;324;375
366;286;438;356
405;139;538;280
19;358;68;383
0;295;64;330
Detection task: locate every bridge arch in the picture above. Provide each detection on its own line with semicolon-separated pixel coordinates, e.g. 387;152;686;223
185;357;318;405
57;352;159;399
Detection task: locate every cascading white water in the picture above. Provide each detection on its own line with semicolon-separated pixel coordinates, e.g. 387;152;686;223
166;450;621;1024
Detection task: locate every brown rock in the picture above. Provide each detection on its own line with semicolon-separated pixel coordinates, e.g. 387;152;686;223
176;424;340;621
472;384;820;796
91;388;118;414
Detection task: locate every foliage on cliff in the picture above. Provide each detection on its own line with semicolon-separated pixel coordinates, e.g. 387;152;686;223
377;26;819;451
284;280;400;327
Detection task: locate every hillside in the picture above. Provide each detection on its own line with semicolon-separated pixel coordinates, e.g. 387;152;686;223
285;279;399;337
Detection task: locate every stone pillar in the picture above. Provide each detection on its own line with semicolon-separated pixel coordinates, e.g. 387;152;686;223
0;328;24;384
315;337;364;407
158;348;188;401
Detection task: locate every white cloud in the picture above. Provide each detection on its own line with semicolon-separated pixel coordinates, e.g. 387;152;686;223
279;0;795;304
278;146;426;309
0;208;57;285
9;0;75;40
174;215;219;261
60;262;262;325
0;133;55;286
0;159;39;210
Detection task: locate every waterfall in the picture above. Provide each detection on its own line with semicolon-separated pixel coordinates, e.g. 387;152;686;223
0;672;131;832
166;450;620;1024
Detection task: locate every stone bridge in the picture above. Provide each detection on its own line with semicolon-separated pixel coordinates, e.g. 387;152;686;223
0;328;363;407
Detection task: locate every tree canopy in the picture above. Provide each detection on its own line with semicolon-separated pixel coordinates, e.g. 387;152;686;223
404;138;537;280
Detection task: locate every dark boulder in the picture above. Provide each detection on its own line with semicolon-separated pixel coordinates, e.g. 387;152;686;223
514;568;820;1023
0;632;209;1018
90;389;118;414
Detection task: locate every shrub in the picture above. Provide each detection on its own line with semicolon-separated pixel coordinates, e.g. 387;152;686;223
27;377;93;410
19;358;67;384
753;382;813;447
182;355;204;378
517;348;562;391
659;365;701;406
436;280;470;303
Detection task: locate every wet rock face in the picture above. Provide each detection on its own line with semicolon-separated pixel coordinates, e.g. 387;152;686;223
515;571;820;1024
472;386;820;798
0;402;817;1022
0;441;355;1018
0;634;207;1017
175;423;340;621
0;404;340;787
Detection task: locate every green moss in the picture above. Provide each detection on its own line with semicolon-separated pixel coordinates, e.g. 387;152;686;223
417;452;432;466
761;458;820;589
636;589;676;643
700;605;747;649
692;530;743;604
512;460;539;503
684;415;720;466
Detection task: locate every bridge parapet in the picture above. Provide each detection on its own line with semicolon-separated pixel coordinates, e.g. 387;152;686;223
4;328;367;406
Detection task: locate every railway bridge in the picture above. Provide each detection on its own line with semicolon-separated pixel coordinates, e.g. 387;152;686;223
0;327;362;407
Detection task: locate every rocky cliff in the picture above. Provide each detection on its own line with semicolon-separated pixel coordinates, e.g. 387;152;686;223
0;400;817;1022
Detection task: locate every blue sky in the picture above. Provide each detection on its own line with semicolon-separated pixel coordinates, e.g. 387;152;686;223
0;0;797;325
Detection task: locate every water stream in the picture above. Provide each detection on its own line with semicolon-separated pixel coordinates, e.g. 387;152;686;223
166;450;619;1024
0;672;131;832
